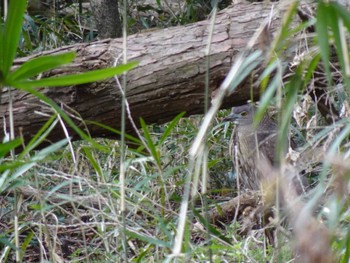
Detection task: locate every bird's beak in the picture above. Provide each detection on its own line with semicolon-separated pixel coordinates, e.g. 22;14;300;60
223;113;239;123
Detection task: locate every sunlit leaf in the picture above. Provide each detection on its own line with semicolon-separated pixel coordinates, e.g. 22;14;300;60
9;52;76;81
2;0;27;76
14;61;139;88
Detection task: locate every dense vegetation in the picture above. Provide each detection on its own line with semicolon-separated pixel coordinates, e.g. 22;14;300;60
1;0;350;262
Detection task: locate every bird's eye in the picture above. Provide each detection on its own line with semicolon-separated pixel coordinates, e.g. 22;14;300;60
240;111;247;116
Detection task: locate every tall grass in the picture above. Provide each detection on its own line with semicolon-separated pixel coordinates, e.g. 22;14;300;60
1;0;350;262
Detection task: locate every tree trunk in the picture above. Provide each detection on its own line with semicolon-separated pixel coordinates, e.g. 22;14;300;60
90;0;122;38
1;1;309;146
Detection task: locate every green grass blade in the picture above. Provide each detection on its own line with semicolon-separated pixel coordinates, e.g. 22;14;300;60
140;118;160;166
83;147;103;178
303;53;321;86
9;52;76;81
331;2;350;30
0;138;22;157
259;59;279;91
0;139;68;193
274;1;298;53
277;65;303;157
0;17;3;76
326;4;350;91
316;1;332;86
14;61;138;88
326;6;344;67
158;111;185;146
256;72;281;122
18;115;59;158
193;208;232;244
19;232;34;262
27;138;68;162
328;123;350;156
10;85;94;149
126;229;171;248
227;50;262;93
85;120;142;145
2;0;27;76
340;228;350;263
256;61;284;124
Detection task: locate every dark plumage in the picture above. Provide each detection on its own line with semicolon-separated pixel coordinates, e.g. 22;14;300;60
225;104;282;191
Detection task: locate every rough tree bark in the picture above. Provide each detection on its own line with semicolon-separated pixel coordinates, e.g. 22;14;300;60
90;0;122;38
1;1;310;146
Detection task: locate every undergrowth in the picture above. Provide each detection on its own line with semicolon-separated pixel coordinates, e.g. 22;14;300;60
1;0;350;262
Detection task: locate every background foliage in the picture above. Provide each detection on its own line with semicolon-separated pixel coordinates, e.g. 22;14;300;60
1;0;350;262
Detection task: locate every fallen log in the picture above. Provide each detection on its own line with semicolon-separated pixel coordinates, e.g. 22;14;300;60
1;1;311;146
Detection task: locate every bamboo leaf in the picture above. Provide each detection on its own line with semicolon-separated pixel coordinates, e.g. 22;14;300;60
2;0;27;76
140;118;160;166
316;1;332;86
0;138;22;157
158;112;185;146
18;115;59;158
14;61;138;88
9;52;76;81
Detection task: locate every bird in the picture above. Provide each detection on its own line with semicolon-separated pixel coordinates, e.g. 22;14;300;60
224;104;286;191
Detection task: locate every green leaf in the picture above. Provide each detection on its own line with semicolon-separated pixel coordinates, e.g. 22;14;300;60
277;65;303;158
0;21;3;78
20;232;34;262
331;2;350;31
9;52;76;82
303;53;321;87
0;236;18;251
9;139;68;179
10;85;107;154
227;50;263;94
2;0;27;76
340;226;350;263
18;114;59;158
15;61;139;88
259;59;279;92
158;112;185;146
83;147;103;178
32;139;68;161
274;1;298;53
0;138;22;157
328;123;350;156
0;139;68;193
140;118;160;166
193;207;232;244
256;62;284;125
85;120;142;145
327;6;344;66
126;229;171;248
326;4;350;91
316;1;332;86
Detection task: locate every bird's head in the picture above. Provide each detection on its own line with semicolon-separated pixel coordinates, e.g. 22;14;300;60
223;104;256;126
